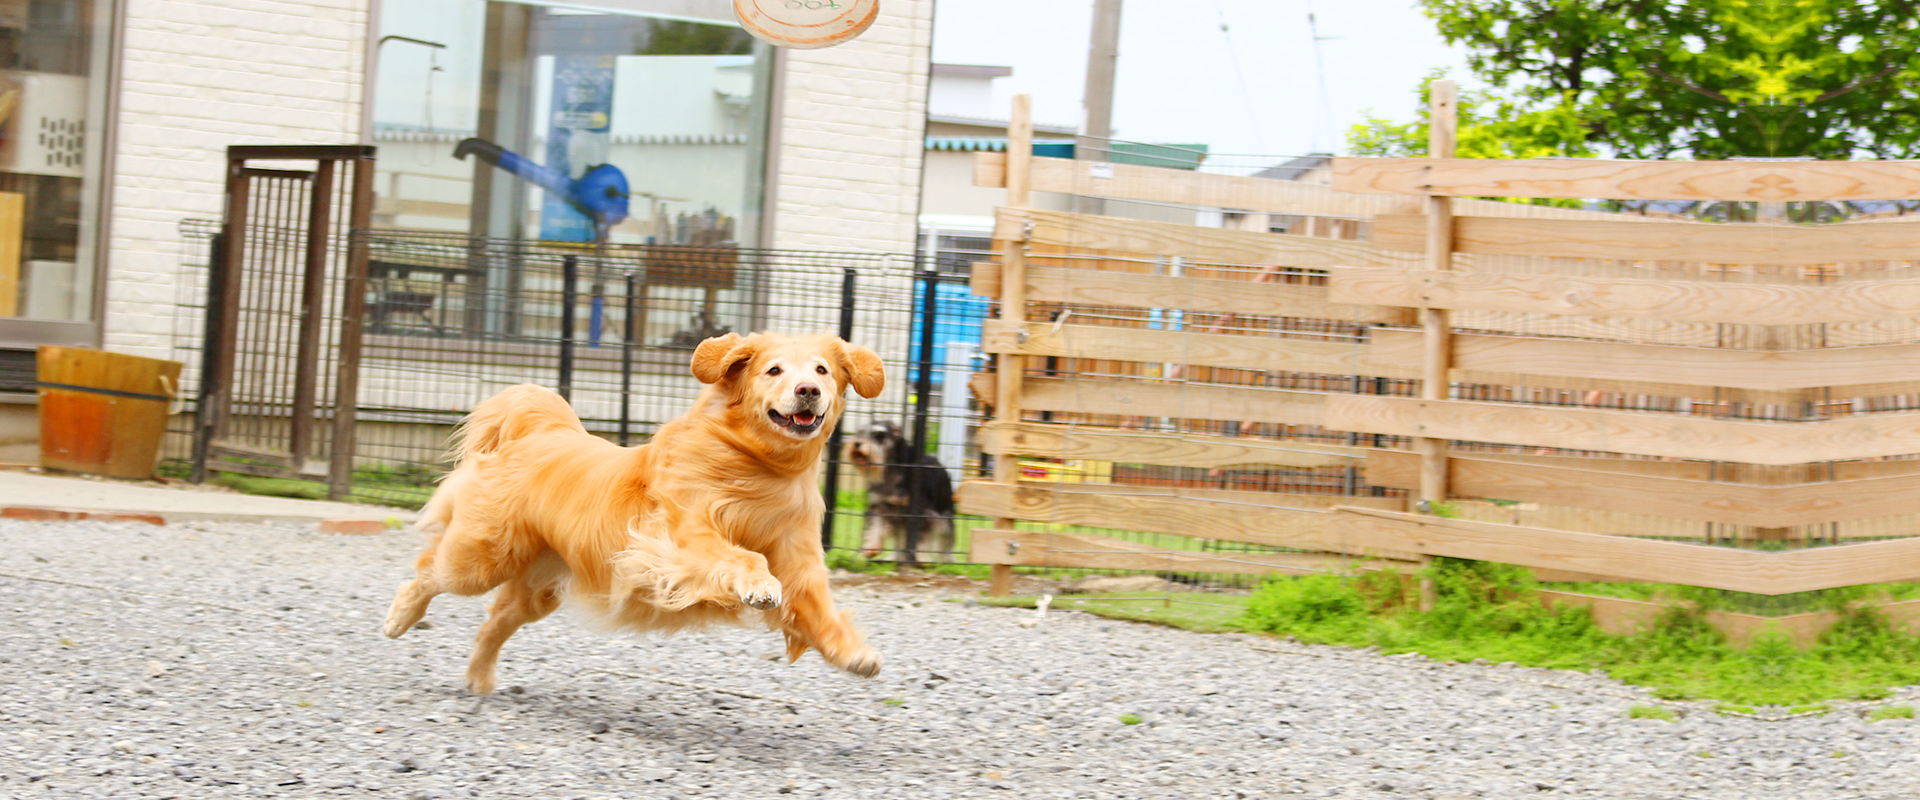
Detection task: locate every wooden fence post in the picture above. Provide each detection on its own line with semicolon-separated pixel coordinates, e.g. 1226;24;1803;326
1417;79;1458;610
988;95;1034;597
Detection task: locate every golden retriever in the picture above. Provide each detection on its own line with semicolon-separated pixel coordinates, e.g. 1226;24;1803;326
381;332;886;694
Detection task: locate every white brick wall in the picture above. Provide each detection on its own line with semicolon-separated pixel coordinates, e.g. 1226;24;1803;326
770;0;932;254
103;0;368;361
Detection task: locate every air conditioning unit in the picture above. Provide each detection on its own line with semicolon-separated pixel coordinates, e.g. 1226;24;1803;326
0;71;88;179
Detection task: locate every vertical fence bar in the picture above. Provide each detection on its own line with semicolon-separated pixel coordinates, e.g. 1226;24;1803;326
619;271;637;446
193;152;253;484
1415;79;1458;609
909;264;938;455
288;159;336;467
558;254;578;401
820;267;858;550
987;94;1034;596
327;151;377;501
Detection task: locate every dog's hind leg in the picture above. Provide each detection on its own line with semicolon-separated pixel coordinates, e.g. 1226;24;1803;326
927;515;956;563
384;507;537;639
465;557;565;695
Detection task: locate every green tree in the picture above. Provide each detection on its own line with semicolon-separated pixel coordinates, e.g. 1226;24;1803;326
1374;0;1920;159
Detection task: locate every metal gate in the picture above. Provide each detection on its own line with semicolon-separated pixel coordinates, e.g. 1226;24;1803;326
190;145;375;499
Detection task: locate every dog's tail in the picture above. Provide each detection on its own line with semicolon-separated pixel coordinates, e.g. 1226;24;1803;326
453;383;584;463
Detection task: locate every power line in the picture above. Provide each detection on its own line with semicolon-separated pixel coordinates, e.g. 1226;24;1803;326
1214;0;1267;152
1303;1;1340;152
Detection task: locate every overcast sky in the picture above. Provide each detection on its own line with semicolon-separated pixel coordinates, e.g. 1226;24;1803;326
930;0;1473;167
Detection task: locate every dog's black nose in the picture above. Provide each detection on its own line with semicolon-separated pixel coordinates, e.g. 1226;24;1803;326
795;383;821;400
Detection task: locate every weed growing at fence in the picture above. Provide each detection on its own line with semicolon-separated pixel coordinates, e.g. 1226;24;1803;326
1238;558;1920;707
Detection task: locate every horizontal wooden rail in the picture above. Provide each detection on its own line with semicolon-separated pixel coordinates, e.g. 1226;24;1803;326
974;153;1675;222
996;207;1418;270
976;421;1363;469
1016;375;1328;426
983;319;1407;378
963;484;1920;594
1369;328;1920;391
981;262;1401;322
956;481;1400;554
1368;450;1920;527
968;529;1417;575
1333;157;1920;202
1373;214;1920;265
1326;395;1920;466
1329;268;1920;325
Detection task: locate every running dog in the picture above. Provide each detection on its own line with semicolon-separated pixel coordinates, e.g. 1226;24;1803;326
382;332;887;694
845;419;955;566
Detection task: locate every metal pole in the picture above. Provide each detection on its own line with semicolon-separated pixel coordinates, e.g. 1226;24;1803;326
190;232;230;484
559;254;577;401
820;267;857;550
910;267;938;455
619;272;636;446
1075;0;1121;216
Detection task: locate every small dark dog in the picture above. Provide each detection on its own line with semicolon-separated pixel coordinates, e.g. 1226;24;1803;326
845;420;954;565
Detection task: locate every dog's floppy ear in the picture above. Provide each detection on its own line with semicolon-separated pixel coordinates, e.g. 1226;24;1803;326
690;333;753;384
837;340;886;399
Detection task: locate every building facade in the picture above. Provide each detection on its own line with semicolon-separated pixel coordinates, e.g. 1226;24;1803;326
0;0;932;372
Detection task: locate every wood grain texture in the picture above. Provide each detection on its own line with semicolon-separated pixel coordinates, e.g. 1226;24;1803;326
1326;394;1920;465
1368;450;1920;526
1370;328;1920;391
996;207;1420;270
1329;267;1920;325
955;481;1392;553
36;346;183;480
1029;265;1400;321
1374;213;1920;264
982;319;1406;377
975;421;1363;469
974;152;1677;222
967;529;1415;575
1020;375;1327;426
1333;157;1920;202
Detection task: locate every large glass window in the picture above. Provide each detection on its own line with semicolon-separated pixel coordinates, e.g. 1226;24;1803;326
0;0;108;324
371;0;772;246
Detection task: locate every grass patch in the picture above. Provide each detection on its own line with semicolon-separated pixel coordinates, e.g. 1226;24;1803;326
1236;558;1920;707
977;593;1253;633
210;468;437;509
1869;705;1915;721
1628;705;1677;722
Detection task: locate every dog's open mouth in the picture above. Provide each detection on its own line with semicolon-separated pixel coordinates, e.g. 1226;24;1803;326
767;408;822;435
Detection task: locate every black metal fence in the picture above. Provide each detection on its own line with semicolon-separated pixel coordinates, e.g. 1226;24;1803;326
167;223;995;561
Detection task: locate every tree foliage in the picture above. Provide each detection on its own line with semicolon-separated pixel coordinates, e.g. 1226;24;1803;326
1357;0;1920;159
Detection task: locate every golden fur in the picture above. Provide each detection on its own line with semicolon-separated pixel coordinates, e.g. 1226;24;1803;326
382;332;887;694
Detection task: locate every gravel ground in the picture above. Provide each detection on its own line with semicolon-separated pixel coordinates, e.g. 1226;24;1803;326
1;518;1916;800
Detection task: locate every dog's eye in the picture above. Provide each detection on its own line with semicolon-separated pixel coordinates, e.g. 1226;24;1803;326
815;365;829;375
767;366;781;376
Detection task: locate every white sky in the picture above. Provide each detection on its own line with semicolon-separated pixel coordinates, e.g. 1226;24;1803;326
930;0;1473;165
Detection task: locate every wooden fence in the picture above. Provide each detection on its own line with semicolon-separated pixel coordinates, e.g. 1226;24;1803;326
960;88;1920;628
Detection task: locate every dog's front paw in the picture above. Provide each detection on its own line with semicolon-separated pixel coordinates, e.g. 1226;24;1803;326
738;575;783;611
834;646;882;678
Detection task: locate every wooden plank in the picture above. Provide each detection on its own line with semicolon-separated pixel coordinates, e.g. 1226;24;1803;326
996;207;1419;270
976;421;1363;469
957;481;1417;557
1329;267;1920;326
0;193;22;316
1371;328;1920;391
1331;508;1790;593
1005;264;1401;322
968;529;1417;575
1333;157;1920;202
1020;375;1326;426
1374;213;1920;265
975;152;1676;222
1326;394;1920;466
989;94;1037;598
1369;450;1920;526
981;319;1406;377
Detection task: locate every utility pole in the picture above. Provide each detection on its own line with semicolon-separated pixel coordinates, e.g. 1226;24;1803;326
1077;0;1121;215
